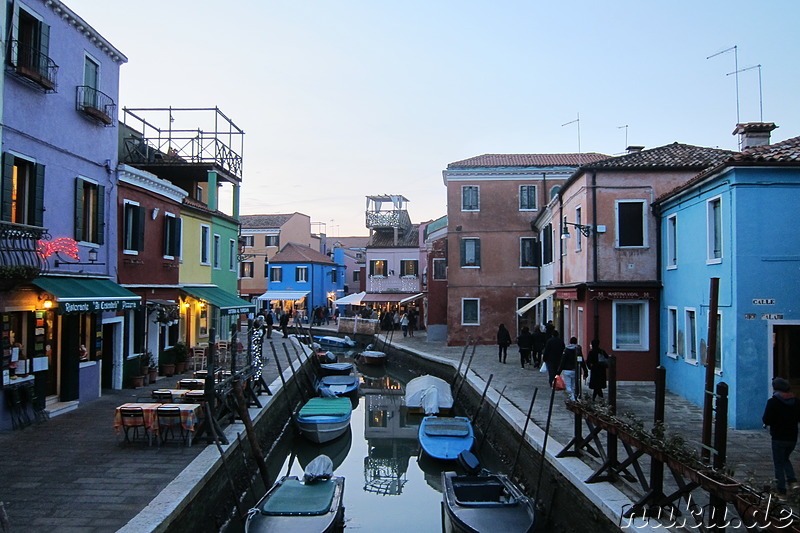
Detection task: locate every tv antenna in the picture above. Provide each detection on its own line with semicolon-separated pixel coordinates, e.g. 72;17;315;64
561;113;581;165
707;45;740;126
618;125;629;151
727;64;763;122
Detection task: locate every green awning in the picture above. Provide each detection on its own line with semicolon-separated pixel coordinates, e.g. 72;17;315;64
181;286;255;316
32;277;141;314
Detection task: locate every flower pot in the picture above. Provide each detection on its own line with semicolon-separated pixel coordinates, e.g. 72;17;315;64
131;375;145;389
698;470;741;500
148;368;158;383
175;361;187;374
161;363;175;377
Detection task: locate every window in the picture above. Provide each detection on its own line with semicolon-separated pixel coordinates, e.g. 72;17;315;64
240;261;253;278
200;225;210;264
353;270;360;283
75;178;104;244
130;308;145;355
270;266;282;282
713;312;722;373
460;238;480;267
685;309;697;363
666;214;677;269
266;235;280;247
80;55;105;118
264;259;269;278
617;200;646;247
1;153;44;226
400;260;418;277
707;197;722;263
519;185;537;210
461;185;479;211
575;207;583;251
432;258;447;280
330;269;338;283
613;300;648;351
9;6;55;90
228;239;236;271
520;237;537;267
462;299;479;325
542;223;553;264
163;213;181;258
296;266;308;282
369;260;387;277
213;234;221;269
667;307;678;358
241;235;254;247
122;200;144;253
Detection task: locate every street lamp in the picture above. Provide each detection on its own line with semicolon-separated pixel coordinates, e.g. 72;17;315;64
561;221;593;238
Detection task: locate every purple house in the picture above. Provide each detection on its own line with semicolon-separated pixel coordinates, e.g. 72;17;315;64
0;0;134;429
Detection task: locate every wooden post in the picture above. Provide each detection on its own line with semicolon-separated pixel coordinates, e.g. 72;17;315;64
702;277;720;463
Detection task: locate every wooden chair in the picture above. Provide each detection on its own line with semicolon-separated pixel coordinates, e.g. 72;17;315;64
216;340;229;367
183;390;206;404
190;346;207;371
156;406;185;445
119;407;151;446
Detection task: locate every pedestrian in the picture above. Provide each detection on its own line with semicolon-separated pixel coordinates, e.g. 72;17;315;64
400;312;409;337
293;308;302;326
393;310;401;331
264;308;274;339
496;324;512;363
586;339;609;401
542;330;565;386
279;310;290;337
532;325;547;368
516;326;533;367
556;336;588;401
408;308;417;337
763;377;800;499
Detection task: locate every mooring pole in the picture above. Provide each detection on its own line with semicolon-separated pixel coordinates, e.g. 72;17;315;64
702;277;720;463
709;382;729;531
479;385;507;454
474;374;494;421
454;340;479;403
511;387;538;479
535;385;557;503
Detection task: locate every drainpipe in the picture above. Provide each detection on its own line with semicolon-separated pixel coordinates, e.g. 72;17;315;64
590;171;599;343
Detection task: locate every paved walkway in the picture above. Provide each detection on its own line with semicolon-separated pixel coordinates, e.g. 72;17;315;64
0;326;782;532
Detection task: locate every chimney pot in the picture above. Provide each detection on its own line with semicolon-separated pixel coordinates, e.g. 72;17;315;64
626;145;645;154
733;122;778;150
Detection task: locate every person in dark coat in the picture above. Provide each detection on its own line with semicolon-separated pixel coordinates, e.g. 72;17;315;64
556;336;588;400
496;324;512;363
279;310;290;337
531;325;547;368
516;326;533;368
542;330;565;386
586;339;609;401
763;377;800;498
264;309;274;339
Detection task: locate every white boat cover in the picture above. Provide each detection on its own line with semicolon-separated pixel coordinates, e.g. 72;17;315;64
405;375;453;413
421;386;440;415
303;454;334;483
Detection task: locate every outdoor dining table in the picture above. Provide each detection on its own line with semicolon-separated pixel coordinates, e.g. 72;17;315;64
113;402;203;446
151;389;191;401
177;378;206;390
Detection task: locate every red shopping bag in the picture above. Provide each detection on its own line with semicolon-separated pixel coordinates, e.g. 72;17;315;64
553;374;566;391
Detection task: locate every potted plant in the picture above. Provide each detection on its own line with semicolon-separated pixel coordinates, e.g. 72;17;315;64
146;351;158;384
160;347;176;377
173;342;188;374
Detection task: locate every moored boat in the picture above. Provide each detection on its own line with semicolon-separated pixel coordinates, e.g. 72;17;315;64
295;397;353;443
317;374;360;397
418;416;474;461
315;335;355;348
319;361;355;376
404;375;454;415
359;350;387;365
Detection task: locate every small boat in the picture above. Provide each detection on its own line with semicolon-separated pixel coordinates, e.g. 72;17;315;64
441;451;536;533
295;397;353;443
315;349;338;363
404;375;454;415
319;361;355;376
246;455;346;533
315;335;355;348
317;374;360;397
359;350;387;365
419;416;474;460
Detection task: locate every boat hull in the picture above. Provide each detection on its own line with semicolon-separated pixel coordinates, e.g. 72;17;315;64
246;475;345;533
359;350;386;365
296;398;353;444
419;417;475;461
317;375;359;397
441;472;536;533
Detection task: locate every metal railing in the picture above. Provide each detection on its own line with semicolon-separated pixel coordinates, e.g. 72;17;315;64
0;222;50;289
7;40;58;91
76;86;116;126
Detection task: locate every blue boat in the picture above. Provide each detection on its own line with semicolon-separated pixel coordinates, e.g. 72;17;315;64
315;335;355;348
295;397;353;444
317;374;360;398
419;416;475;461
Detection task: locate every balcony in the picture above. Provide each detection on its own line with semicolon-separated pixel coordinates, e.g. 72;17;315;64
0;222;49;291
6;40;58;92
76;86;116;126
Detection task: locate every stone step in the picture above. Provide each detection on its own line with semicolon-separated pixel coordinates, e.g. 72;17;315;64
45;400;79;418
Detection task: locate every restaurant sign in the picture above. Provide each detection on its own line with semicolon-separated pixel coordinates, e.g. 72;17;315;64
594;290;656;300
61;299;140;314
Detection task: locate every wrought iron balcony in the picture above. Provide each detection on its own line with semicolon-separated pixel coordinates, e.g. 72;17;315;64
0;222;49;291
6;40;58;92
76;86;116;126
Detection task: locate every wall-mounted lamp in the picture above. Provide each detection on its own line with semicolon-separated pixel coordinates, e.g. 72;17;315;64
389;270;395;276
54;248;106;267
151;207;160;220
561;221;593;239
43;299;53;309
181;302;190;309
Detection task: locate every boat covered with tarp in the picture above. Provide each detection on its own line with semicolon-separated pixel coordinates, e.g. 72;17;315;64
404;375;453;415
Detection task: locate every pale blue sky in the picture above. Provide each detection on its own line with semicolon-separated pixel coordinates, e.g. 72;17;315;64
68;0;800;236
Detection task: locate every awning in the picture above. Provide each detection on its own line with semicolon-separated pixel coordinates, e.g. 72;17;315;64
400;292;425;304
256;290;310;301
361;293;413;303
181;286;256;315
516;289;556;316
32;277;141;314
332;291;366;306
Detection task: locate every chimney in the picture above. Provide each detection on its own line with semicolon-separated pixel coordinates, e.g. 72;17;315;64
626;145;644;154
733;122;777;150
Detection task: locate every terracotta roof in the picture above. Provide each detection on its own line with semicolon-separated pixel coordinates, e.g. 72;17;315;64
583;143;736;170
447;153;608;168
270;242;335;265
367;225;420;248
331;236;370;249
240;213;301;228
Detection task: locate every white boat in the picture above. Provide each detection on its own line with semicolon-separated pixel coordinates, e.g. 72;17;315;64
359;350;387;365
295;397;353;443
317;374;360;397
404;375;453;415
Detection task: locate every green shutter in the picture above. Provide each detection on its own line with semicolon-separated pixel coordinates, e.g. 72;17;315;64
135;205;145;251
1;153;14;222
74;179;84;239
33;163;44;227
39;22;50;65
459;240;466;266
162;216;169;256
95;185;105;244
475;239;481;266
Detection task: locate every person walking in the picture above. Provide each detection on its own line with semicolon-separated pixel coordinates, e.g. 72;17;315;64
496;324;512;363
586;339;609;401
279;310;290;337
556;336;587;401
516;326;533;368
542;330;565;386
264;309;274;339
532;325;547;368
400;312;409;337
763;377;800;499
408;308;417;337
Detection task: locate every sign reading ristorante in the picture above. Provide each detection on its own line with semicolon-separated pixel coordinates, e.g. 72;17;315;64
61;299;140;314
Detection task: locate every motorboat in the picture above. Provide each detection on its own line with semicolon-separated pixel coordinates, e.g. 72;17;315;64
295;397;353;443
418;416;474;461
441;451;536;533
319;361;355;376
359;350;387;365
246;455;345;533
317;374;360;398
404;375;453;415
315;335;356;348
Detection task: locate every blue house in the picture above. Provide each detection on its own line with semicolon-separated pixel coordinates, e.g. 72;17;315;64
259;242;345;318
655;124;800;429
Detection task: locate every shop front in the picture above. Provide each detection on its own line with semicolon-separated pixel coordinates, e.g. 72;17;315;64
180;285;255;347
